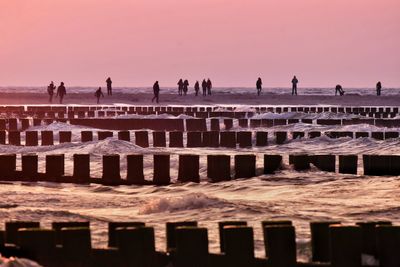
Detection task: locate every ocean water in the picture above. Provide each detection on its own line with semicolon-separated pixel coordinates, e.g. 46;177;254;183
0;111;400;262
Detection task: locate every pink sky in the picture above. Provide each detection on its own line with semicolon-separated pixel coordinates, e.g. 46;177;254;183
0;0;399;87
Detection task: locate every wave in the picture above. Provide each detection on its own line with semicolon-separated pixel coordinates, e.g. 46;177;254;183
90;185;119;193
345;206;400;217
138;193;228;214
116;113;195;119
0;204;18;209
8;208;110;223
251;111;361;120
27;122;95;132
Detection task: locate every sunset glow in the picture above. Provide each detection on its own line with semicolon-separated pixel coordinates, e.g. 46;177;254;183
0;0;399;87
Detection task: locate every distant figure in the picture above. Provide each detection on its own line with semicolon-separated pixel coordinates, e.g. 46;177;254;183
291;76;298;95
177;79;183;96
201;79;207;96
376;81;382;96
106;77;112;96
256;77;262;96
194;81;200;96
56;82;66;104
207;79;212;95
152;81;160;103
95;87;104;104
183;79;189;95
47;81;56;103
335;84;345;96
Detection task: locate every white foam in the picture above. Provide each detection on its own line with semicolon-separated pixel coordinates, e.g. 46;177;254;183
138;193;225;214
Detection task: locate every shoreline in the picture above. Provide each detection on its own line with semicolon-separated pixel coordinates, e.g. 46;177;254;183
0;92;399;106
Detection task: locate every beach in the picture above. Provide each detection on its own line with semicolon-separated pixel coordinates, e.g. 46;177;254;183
0;87;399;106
0;87;399;262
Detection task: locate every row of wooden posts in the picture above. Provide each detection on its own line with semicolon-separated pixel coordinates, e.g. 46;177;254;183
1;104;399;114
2;116;400;131
1;110;399;119
0;129;399;147
0;219;398;267
0;154;398;185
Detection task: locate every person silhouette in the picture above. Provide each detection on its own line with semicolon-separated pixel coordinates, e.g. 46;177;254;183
194;81;200;96
183;79;189;95
335;84;345;96
206;79;212;95
177;79;183;96
95;87;104;104
202;79;207;96
376;81;382;96
106;77;112;96
152;81;160;103
56;82;66;104
47;81;56;103
256;77;262;96
291;76;298;95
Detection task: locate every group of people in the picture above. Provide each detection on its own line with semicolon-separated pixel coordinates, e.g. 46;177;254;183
257;76;383;97
255;76;298;96
47;77;113;104
151;78;213;103
177;79;189;95
47;81;66;104
331;81;383;96
177;78;213;96
48;76;386;105
332;82;382;96
201;79;212;96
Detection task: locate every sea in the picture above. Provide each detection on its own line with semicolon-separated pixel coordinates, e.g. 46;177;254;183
0;87;399;263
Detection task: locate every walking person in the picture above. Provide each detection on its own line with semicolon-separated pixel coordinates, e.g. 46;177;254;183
194;81;200;96
152;81;160;103
207;78;212;95
106;77;112;96
256;77;262;96
94;87;104;104
177;79;183;96
202;79;207;96
376;81;382;96
291;75;298;95
335;84;345;96
47;81;56;103
56;82;66;104
183;79;189;95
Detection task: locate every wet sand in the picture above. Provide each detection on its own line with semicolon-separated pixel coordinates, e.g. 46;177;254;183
0;92;399;106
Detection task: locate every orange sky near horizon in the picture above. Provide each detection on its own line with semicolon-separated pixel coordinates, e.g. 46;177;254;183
0;0;399;87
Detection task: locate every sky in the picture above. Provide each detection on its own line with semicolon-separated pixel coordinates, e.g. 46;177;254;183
0;0;399;87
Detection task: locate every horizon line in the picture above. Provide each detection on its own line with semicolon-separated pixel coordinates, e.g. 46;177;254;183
0;85;398;89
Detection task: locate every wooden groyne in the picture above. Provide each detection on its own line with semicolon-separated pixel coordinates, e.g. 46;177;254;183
0;154;398;185
0;219;397;267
